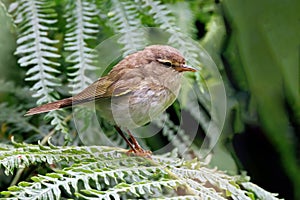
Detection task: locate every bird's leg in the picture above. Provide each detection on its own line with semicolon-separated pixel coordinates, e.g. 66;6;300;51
114;126;152;157
114;126;137;153
126;129;152;157
126;129;143;150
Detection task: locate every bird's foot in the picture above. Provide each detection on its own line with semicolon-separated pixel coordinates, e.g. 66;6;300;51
114;126;152;158
126;147;152;158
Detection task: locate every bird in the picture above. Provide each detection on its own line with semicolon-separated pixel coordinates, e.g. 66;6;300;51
25;45;197;157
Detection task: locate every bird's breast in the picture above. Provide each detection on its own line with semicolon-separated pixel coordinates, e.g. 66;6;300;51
96;73;181;129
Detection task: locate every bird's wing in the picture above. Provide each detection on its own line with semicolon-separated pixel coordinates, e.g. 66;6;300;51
105;73;143;97
72;77;113;104
72;69;143;104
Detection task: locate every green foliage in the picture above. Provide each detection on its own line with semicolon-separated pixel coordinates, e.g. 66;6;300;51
223;0;300;198
108;0;146;55
0;141;281;199
8;0;69;134
0;81;38;137
64;0;99;94
0;0;295;199
0;80;33;103
0;103;39;135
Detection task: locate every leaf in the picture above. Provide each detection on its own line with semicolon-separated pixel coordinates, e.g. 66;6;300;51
64;0;99;95
9;0;68;134
0;141;281;199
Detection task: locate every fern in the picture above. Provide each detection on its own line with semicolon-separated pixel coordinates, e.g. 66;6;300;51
1;1;16;29
169;1;196;37
153;113;194;159
0;141;282;199
0;1;286;199
64;0;99;94
10;0;60;104
0;103;40;135
63;0;100;143
108;0;147;56
0;80;32;102
241;182;281;200
8;0;68;134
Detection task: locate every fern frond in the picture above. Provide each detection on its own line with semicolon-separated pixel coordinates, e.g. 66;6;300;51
0;140;120;175
155;113;189;156
1;1;16;29
150;196;201;200
77;179;184;199
169;1;196;37
0;141;282;199
3;161;163;199
64;0;99;94
180;87;210;133
170;164;251;200
72;108;131;148
241;182;283;200
9;0;68;134
185;179;227;200
0;103;40;134
153;113;202;159
11;0;60;104
108;0;147;56
0;80;32;101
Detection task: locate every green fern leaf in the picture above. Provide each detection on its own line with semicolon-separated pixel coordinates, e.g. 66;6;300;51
9;0;68;134
0;142;283;199
108;0;147;56
64;0;99;94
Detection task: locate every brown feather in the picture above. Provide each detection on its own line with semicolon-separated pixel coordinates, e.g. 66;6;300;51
25;98;73;116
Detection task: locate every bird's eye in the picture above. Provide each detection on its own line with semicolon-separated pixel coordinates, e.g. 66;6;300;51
157;59;173;67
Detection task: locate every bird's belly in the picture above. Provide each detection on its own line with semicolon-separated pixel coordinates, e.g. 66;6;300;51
95;87;178;129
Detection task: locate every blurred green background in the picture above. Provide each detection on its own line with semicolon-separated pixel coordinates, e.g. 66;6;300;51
222;1;300;199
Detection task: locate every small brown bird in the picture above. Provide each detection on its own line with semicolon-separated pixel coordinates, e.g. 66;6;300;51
25;45;196;156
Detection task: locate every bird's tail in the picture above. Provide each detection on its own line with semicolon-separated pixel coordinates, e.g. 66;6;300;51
25;97;73;116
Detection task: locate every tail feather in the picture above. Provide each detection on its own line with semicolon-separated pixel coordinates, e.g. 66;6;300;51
25;98;73;116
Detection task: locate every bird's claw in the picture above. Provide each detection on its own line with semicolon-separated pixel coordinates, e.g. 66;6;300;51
126;147;152;158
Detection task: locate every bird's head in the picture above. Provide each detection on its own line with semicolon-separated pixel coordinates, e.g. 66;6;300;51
145;45;197;73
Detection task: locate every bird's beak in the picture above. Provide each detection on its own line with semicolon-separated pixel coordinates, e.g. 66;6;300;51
175;64;197;72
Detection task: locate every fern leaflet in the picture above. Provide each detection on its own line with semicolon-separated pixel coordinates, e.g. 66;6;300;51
64;0;99;94
108;0;147;56
9;0;68;134
0;141;282;199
